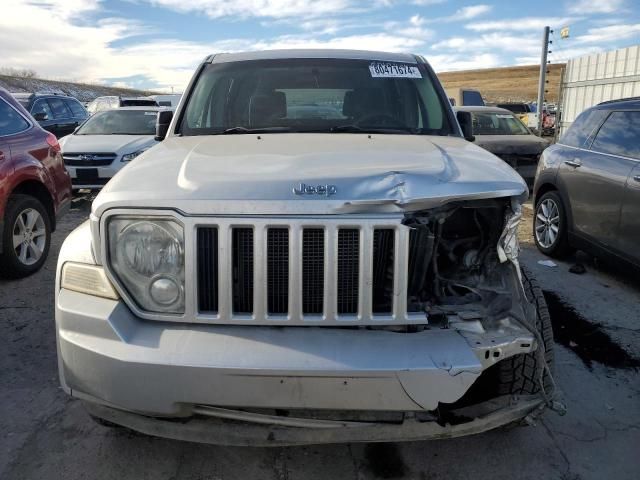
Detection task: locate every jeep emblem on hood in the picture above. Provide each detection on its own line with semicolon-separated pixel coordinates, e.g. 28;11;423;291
293;183;337;196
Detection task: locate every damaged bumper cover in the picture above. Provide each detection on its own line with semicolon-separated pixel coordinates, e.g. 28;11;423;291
57;287;535;418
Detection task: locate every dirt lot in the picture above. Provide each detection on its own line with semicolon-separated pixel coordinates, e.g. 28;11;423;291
1;199;639;480
438;64;565;104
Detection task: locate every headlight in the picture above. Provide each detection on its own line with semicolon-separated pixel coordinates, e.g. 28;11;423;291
497;201;521;264
107;217;184;314
121;149;148;162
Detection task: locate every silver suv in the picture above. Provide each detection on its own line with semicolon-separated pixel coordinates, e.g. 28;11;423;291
55;50;555;446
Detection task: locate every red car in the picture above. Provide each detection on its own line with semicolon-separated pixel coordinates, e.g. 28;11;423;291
0;87;71;278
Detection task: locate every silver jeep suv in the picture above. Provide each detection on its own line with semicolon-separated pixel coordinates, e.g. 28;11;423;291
55;49;555;446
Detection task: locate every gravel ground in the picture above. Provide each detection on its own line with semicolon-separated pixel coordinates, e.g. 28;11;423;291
1;199;639;480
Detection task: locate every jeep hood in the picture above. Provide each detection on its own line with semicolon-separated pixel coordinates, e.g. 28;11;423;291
93;134;527;216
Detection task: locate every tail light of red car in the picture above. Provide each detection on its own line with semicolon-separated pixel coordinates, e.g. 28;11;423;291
46;132;61;153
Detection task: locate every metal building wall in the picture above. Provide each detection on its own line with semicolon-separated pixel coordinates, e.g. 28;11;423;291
559;45;640;136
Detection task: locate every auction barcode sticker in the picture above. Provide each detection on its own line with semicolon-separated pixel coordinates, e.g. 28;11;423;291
369;62;422;78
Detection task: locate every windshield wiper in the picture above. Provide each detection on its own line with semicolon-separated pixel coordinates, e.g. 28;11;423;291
330;125;416;134
217;126;292;135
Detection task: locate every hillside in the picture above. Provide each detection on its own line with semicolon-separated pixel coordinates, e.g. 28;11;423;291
0;75;160;102
437;63;565;104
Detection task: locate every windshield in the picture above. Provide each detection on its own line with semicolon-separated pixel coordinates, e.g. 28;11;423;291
76;109;158;135
179;58;452;135
471;112;530;136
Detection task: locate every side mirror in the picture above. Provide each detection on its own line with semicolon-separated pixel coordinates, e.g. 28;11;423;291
33;112;48;122
456;111;475;142
155;110;173;141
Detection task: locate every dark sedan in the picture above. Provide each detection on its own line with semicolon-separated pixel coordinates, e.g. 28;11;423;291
456;106;549;185
532;97;640;268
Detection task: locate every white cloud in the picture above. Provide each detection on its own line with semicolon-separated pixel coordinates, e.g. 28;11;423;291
574;23;640;44
567;0;625;14
428;53;502;72
412;0;447;5
467;17;574;31
147;0;355;19
432;33;539;56
421;3;491;23
454;4;492;20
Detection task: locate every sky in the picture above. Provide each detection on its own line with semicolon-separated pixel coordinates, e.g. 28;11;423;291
1;0;639;92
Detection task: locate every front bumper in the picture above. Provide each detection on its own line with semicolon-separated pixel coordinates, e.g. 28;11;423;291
66;164;122;189
56;288;534;418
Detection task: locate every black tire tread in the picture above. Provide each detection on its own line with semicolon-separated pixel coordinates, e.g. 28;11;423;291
497;267;554;395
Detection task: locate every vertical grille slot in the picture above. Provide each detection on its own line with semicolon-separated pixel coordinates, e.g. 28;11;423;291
232;228;254;314
302;229;324;314
197;227;218;313
267;228;289;314
372;229;394;314
337;229;359;314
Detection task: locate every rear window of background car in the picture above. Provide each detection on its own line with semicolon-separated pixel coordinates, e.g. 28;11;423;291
590;111;640;160
65;99;88;118
48;98;72;119
0;99;30;136
31;99;54;119
560;108;608;148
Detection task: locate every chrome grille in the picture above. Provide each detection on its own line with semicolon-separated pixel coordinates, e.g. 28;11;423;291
232;228;253;314
63;152;117;166
302;229;324;315
337;229;359;314
195;218;425;326
196;227;218;312
267;228;289;314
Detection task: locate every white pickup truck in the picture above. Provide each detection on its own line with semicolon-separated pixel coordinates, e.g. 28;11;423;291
54;49;556;446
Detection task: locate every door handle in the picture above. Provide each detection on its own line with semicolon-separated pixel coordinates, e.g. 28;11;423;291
564;159;582;168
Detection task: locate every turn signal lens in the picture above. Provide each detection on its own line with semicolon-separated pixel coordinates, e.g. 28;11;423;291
61;262;119;300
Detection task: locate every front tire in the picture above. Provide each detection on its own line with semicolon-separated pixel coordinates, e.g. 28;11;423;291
0;194;51;279
534;191;572;258
496;268;554;395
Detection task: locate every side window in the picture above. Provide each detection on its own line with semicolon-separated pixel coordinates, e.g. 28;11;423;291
31;99;54;119
462;90;483;106
48;98;72;119
65;99;88;118
560;109;608;148
590;111;640;159
0;99;31;136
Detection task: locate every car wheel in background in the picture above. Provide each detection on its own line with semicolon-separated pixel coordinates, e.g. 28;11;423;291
0;194;51;279
533;191;572;258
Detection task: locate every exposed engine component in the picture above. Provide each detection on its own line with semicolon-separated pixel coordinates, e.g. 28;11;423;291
403;198;520;328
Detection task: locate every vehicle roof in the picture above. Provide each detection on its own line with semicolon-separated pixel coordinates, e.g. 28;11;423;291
455;106;515;115
596;96;640;109
207;49;419;64
95;106;171;111
92;95;155;100
11;92;75;100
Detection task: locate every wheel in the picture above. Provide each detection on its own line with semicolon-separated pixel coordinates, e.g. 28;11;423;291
0;194;51;279
496;267;554;395
533;190;572;258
